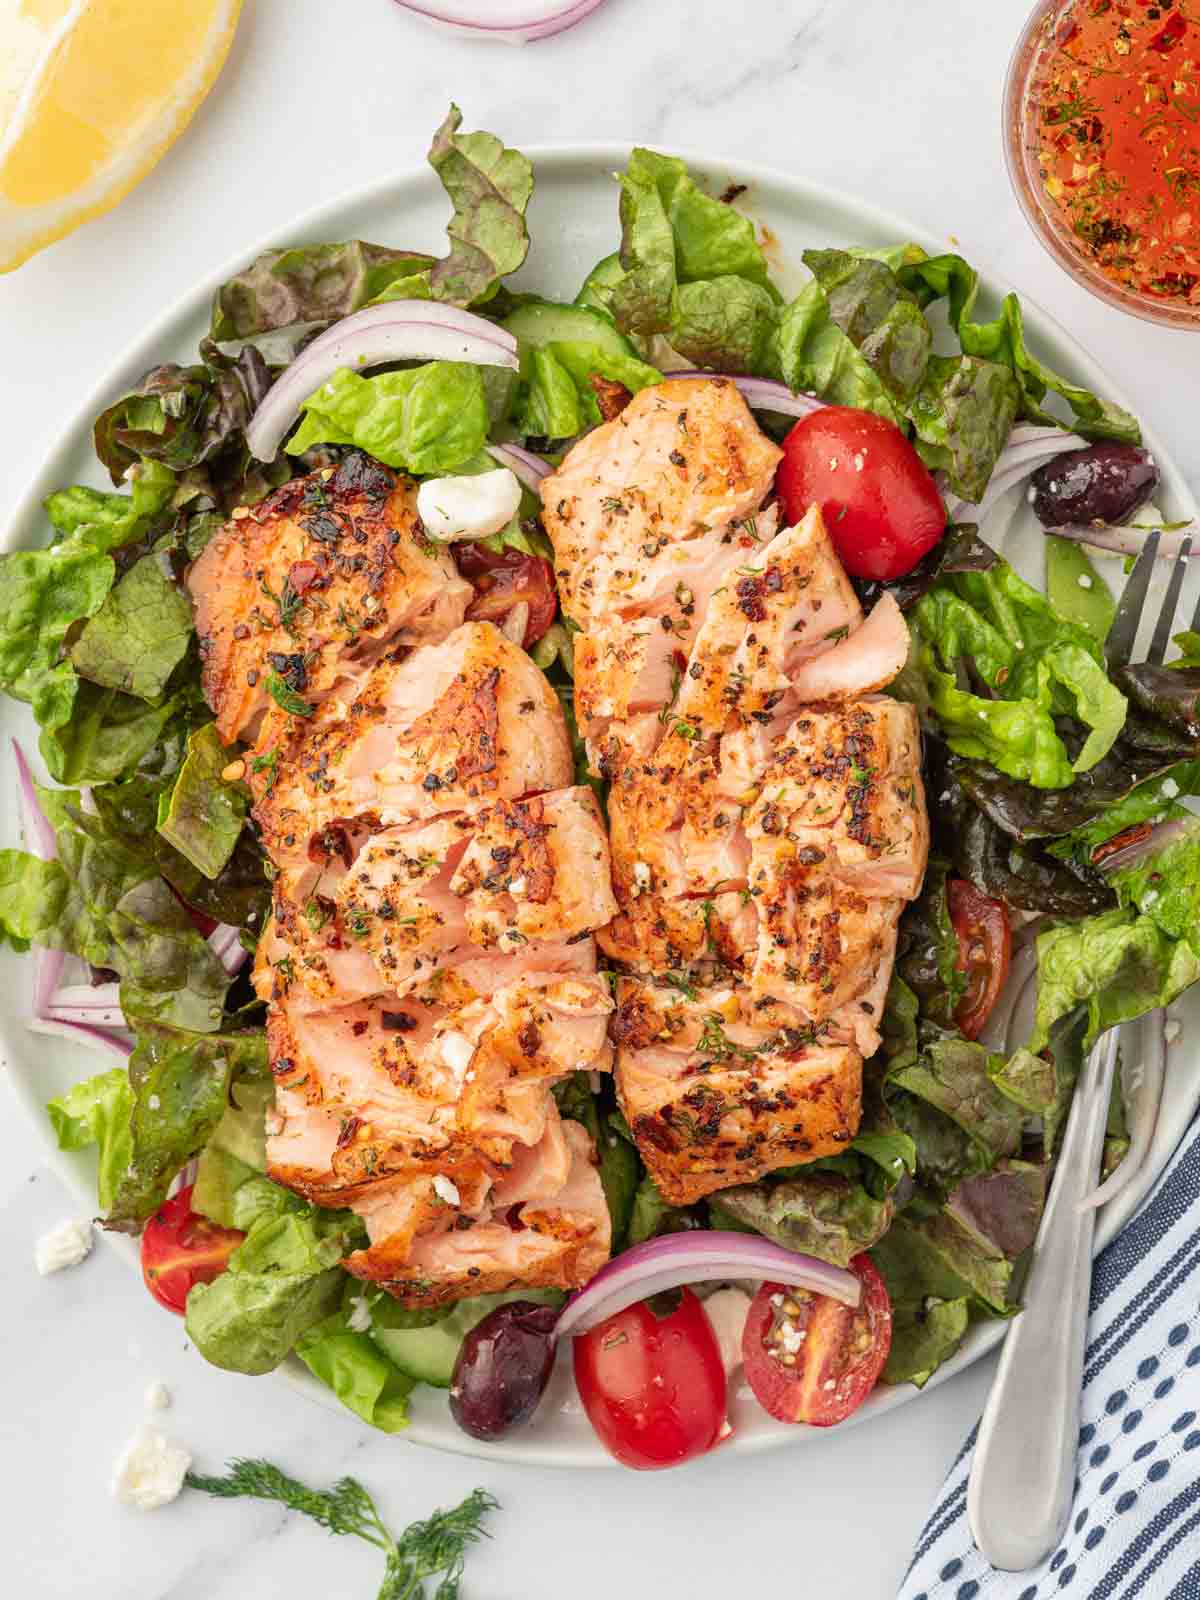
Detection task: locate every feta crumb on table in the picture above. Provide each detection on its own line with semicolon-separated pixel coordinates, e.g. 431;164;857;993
111;1426;191;1510
144;1381;171;1411
35;1217;94;1275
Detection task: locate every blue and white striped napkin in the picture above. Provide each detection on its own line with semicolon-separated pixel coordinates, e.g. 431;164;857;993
900;1118;1200;1600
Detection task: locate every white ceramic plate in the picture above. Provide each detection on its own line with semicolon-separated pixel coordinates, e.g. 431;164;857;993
3;147;1197;1469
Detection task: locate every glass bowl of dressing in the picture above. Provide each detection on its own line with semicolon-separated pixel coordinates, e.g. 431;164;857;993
1005;0;1200;329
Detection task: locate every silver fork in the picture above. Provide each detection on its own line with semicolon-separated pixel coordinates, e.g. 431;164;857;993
967;531;1193;1572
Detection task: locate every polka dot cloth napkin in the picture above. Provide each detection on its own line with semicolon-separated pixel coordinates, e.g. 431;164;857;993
899;1118;1200;1600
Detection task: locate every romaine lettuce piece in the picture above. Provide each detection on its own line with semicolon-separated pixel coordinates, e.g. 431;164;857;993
295;1309;414;1432
286;361;488;474
70;537;194;703
46;1068;134;1213
155;722;247;880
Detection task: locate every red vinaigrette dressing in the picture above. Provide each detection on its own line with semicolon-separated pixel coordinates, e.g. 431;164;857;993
1032;0;1200;304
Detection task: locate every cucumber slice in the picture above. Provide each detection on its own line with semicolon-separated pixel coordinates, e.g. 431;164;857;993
369;1287;564;1388
574;253;624;316
501;299;635;361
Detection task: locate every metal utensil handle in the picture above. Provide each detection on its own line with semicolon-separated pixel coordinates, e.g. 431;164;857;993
967;1028;1119;1572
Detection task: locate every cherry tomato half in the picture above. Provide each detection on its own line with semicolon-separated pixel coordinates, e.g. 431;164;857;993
948;878;1012;1041
742;1256;892;1427
573;1287;727;1469
453;545;557;647
140;1184;244;1315
776;406;946;581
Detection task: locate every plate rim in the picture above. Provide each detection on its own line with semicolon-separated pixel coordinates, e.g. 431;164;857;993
3;141;1196;1471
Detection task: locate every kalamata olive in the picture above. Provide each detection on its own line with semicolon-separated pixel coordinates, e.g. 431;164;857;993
1031;442;1158;528
449;1300;559;1441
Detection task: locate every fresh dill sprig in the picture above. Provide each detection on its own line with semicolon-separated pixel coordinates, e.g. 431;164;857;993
185;1460;497;1600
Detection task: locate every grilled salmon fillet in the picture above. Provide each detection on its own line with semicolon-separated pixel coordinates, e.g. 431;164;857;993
189;453;470;744
190;473;618;1308
542;379;929;1204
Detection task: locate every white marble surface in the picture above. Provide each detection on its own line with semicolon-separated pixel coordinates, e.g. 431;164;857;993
2;1;1198;1595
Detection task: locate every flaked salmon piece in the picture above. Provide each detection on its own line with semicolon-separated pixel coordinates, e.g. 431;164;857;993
571;506;783;748
598;887;754;975
448;786;616;947
264;996;467;1203
789;592;911;702
540;377;781;630
745;698;929;901
674;505;864;733
490;1110;573;1206
346;1164;495;1274
348;1116;610;1306
748;858;904;1023
189;454;470;744
454;973;614;1165
610;977;862;1204
250;621;571;867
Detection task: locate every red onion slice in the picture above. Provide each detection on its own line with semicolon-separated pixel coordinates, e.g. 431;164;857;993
28;1016;133;1059
245;301;519;464
1041;520;1199;559
670;371;826;421
392;0;606;43
553;1230;860;1341
208;922;249;977
13;738;57;861
486;441;551;490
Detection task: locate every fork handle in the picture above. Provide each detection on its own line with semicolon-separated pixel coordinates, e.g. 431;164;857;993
966;1030;1119;1571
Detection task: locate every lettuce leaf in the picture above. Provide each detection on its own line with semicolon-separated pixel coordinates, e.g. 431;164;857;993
211;242;435;340
898;253;1141;444
1110;818;1200;954
800;250;932;405
1031;906;1200;1051
186;1204;362;1375
295;1308;413;1433
909;354;1021;503
155;722;247;880
105;1025;268;1231
515;341;662;439
42;679;191;787
711;1174;892;1268
883;1297;970;1388
70;537;194;702
895;862;966;1029
286;361;488;473
427;103;533;305
46;1069;134;1213
0;787;229;1033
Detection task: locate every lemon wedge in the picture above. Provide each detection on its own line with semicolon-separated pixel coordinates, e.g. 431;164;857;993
0;0;243;273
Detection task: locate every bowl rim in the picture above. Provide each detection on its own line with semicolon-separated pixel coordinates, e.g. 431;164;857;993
1003;0;1200;331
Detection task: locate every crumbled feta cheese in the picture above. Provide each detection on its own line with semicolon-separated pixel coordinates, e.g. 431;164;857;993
147;1094;161;1111
508;876;527;897
35;1218;93;1275
111;1426;191;1510
1162;777;1180;799
416;468;521;543
701;1288;753;1375
144;1381;171;1412
1142;889;1160;908
631;860;652;896
346;1293;372;1333
1165;1018;1183;1045
440;1031;475;1076
433;1174;461;1207
853;452;866;472
1077;574;1093;589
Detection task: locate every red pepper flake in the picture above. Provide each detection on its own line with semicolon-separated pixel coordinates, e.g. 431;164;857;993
1149;11;1187;50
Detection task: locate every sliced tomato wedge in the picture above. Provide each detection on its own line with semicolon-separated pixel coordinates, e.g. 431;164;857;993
573;1287;728;1469
947;878;1012;1040
742;1256;892;1427
140;1184;244;1315
453;544;557;647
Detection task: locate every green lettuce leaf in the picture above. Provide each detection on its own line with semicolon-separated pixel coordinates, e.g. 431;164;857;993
286;361;488;473
1110;818;1200;954
515;341;662;440
909;354;1021;503
42;679;190;787
800;249;932;405
883;1297;970;1387
628;1172;695;1244
772;277;901;421
46;1068;134;1213
669;276;778;373
70;537;194;702
895;861;966;1027
1032;906;1200;1051
989;1047;1056;1113
156;723;247;880
105;1025;268;1231
295;1309;413;1433
887;1036;1023;1180
427;103;533;305
897;254;1141;444
710;1174;893;1268
0;788;229;1033
870;1207;1014;1317
186;1205;363;1375
1045;536;1115;643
